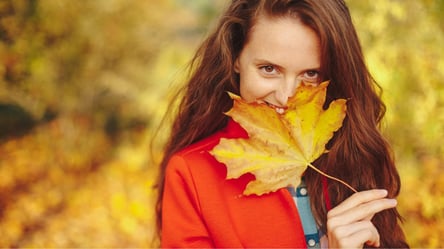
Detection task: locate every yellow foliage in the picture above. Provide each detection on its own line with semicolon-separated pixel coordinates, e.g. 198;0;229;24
0;116;157;247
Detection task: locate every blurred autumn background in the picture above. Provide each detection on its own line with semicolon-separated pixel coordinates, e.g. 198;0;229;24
0;0;442;247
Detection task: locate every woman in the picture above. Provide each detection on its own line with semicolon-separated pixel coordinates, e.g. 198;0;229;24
155;0;408;248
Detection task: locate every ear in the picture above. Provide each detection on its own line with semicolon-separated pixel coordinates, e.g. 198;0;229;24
234;57;240;73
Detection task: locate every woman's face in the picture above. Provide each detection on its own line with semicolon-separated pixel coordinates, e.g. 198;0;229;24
235;14;321;111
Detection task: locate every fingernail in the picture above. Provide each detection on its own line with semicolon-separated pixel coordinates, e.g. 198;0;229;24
379;189;388;196
389;198;398;206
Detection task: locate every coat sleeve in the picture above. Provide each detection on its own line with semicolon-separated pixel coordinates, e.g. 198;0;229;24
161;154;214;248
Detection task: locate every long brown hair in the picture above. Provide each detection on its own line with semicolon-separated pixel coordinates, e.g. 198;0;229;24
155;0;408;247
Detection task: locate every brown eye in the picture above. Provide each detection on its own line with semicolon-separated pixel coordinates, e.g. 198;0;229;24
306;70;318;77
303;70;320;83
260;65;278;74
264;65;274;72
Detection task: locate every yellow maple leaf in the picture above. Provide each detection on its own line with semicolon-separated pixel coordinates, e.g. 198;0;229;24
210;81;355;195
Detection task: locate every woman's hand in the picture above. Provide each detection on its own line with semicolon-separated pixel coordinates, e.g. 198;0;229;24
326;189;397;248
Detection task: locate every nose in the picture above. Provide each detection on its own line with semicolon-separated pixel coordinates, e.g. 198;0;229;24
275;78;300;106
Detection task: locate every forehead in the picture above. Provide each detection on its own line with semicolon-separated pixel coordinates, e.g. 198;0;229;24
242;14;321;69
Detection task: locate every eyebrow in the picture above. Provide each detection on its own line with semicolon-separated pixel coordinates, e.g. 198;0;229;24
253;58;276;65
253;59;284;71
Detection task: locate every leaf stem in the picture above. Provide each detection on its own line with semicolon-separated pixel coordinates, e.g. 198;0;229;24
307;163;358;193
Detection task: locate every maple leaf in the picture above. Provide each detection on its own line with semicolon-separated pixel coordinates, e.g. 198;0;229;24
210;81;355;195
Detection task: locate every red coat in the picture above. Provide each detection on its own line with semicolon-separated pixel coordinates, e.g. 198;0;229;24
162;119;309;248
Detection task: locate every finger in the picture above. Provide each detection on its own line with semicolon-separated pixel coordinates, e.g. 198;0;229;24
331;223;380;248
328;198;397;228
345;198;397;224
346;227;380;248
354;226;380;248
327;189;388;217
329;220;375;239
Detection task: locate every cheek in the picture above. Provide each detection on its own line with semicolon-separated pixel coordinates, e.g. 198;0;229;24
239;80;253;102
240;78;272;103
238;66;276;102
238;70;253;101
239;77;259;102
